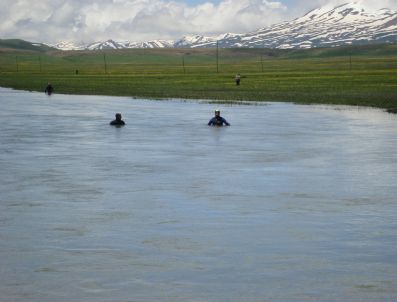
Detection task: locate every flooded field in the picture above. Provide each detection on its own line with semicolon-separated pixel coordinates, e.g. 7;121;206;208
0;87;396;302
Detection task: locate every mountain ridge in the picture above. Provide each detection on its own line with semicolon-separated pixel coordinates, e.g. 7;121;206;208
0;39;56;52
16;2;397;50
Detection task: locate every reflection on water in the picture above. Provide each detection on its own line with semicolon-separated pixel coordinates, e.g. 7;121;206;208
0;87;396;302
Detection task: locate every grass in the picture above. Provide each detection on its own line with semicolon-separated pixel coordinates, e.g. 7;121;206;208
0;45;396;110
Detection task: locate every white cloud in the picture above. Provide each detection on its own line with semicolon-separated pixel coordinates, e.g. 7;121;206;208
0;0;395;44
0;0;288;43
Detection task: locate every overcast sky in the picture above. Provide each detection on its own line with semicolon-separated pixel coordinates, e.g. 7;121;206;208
0;0;396;44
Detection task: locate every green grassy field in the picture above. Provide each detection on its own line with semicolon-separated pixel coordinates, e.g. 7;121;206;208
0;44;396;110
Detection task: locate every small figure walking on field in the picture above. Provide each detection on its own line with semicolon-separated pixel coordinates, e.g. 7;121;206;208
45;82;54;95
235;73;241;86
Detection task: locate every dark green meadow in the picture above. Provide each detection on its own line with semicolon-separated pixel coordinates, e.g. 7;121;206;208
0;44;396;110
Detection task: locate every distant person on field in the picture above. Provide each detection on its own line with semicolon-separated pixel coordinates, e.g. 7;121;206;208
110;113;125;126
45;82;54;95
235;74;241;86
208;109;230;126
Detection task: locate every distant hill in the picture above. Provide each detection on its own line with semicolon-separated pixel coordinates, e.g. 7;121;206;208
1;38;396;60
0;39;56;52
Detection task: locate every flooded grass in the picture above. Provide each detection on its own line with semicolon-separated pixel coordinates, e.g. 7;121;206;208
206;100;267;106
386;108;397;114
0;47;396;110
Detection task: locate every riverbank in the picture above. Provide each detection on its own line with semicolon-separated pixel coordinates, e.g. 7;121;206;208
0;47;396;110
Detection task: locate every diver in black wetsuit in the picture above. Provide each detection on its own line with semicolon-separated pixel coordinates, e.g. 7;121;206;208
208;109;230;126
110;113;125;126
45;83;54;95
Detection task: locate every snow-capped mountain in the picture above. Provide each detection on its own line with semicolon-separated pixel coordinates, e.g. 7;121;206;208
84;39;175;50
122;40;175;48
86;40;123;50
173;33;242;48
214;2;397;49
52;2;397;50
173;35;217;48
52;39;174;50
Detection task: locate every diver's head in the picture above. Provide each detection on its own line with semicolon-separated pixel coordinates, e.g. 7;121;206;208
115;113;122;121
215;109;220;117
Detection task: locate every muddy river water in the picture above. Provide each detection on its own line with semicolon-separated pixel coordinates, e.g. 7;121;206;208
0;87;396;301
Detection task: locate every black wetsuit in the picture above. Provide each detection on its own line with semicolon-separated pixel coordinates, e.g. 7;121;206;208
208;116;230;126
110;120;125;126
45;85;54;95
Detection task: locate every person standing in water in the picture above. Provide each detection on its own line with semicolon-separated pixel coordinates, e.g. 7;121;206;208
208;109;230;126
110;113;125;126
45;83;54;95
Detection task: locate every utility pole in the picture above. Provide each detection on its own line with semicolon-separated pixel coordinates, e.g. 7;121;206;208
349;54;352;71
216;41;219;73
103;53;108;74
